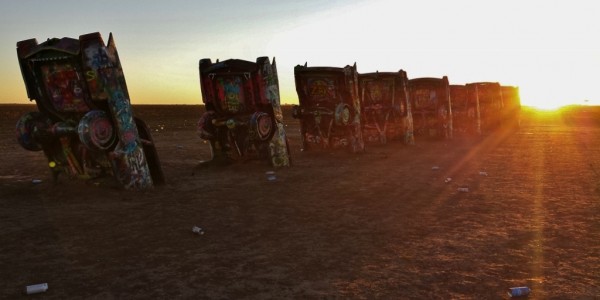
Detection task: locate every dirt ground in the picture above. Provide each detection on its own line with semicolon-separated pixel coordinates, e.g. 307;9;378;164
0;104;599;299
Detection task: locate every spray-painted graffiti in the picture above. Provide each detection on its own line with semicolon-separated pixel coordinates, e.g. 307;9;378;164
216;77;244;113
307;78;336;103
465;82;503;134
198;57;291;167
293;64;364;152
40;64;89;112
359;71;413;145
84;46;110;69
259;58;289;166
15;32;163;189
450;84;478;135
110;89;137;153
409;77;452;139
413;89;438;110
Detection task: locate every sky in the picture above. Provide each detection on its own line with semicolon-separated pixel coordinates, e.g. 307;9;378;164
1;0;599;109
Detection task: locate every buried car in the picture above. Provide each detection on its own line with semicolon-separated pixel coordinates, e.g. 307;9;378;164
501;85;521;128
358;70;414;145
408;76;453;139
450;84;479;135
197;57;291;167
292;63;365;152
465;82;504;134
15;32;164;189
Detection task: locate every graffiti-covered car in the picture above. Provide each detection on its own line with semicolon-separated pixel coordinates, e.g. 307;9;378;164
408;77;453;139
292;63;364;152
450;84;478;135
197;57;290;167
465;82;503;134
501;85;521;128
15;32;164;189
358;70;414;145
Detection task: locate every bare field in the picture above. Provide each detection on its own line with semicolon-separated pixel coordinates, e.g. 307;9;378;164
0;104;599;299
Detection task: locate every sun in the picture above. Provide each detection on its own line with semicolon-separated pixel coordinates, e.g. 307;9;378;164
516;83;599;111
519;90;569;111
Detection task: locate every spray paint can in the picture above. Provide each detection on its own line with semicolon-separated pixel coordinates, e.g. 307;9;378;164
25;283;48;294
265;171;276;181
508;286;531;297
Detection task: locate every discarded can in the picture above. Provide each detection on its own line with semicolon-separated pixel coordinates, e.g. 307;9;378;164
457;187;469;192
431;166;440;170
192;226;204;235
508;286;531;297
25;283;48;294
265;171;277;181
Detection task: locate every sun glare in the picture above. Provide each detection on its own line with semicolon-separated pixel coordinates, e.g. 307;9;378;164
519;86;582;111
524;101;564;111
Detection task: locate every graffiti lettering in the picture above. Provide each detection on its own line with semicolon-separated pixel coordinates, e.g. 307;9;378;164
216;77;243;113
85;70;97;81
309;80;329;96
307;78;335;102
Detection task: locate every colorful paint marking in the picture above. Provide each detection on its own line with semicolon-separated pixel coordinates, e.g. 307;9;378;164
15;32;161;189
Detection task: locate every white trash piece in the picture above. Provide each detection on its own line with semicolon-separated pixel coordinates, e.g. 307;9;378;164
479;171;488;176
31;179;42;184
444;178;452;183
192;226;204;235
457;187;469;192
265;171;277;181
25;283;48;295
431;166;440;170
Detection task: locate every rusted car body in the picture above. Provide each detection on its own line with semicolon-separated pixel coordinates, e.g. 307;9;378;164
197;57;291;167
292;63;364;152
501;85;521;128
450;84;478;135
15;32;164;189
358;70;414;145
465;82;504;134
408;77;453;139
